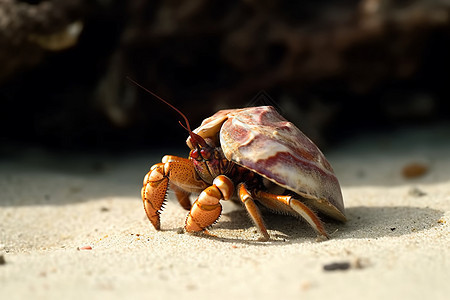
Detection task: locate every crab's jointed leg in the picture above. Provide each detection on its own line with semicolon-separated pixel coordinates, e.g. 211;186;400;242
255;190;329;239
238;184;270;241
171;183;192;211
141;155;208;230
185;175;234;233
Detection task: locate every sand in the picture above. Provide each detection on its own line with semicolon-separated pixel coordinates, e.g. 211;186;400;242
1;124;449;300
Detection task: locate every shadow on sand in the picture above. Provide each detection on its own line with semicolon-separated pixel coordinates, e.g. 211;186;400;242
197;204;444;245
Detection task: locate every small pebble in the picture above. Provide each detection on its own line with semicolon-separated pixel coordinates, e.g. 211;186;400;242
299;280;312;291
402;163;429;179
323;262;351;271
78;245;92;250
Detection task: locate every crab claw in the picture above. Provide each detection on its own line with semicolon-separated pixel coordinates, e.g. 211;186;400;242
185;175;234;233
141;163;169;230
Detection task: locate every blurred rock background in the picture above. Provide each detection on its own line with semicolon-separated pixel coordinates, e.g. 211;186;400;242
1;0;449;152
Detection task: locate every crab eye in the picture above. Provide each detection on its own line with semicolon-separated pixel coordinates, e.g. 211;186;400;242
190;149;200;160
200;148;211;160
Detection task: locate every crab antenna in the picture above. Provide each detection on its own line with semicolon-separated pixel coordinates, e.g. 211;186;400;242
127;76;207;147
178;121;189;131
127;76;193;132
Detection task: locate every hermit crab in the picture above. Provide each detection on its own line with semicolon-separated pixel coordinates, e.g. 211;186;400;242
138;84;346;241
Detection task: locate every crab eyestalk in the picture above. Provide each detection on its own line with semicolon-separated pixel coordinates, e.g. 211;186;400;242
178;121;208;150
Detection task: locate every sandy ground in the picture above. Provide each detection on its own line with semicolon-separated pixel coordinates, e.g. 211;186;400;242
1;124;450;300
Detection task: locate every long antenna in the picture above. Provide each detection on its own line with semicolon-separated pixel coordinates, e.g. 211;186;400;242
127;76;207;147
126;76;192;133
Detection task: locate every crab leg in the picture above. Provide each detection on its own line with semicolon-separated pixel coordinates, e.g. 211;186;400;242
238;184;270;241
185;175;234;234
255;191;329;239
171;183;192;211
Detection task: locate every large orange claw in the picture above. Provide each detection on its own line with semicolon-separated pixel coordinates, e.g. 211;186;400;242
185;175;234;233
142;163;168;230
141;156;209;231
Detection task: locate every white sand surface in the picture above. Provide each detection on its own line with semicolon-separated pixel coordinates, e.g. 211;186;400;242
1;125;449;300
